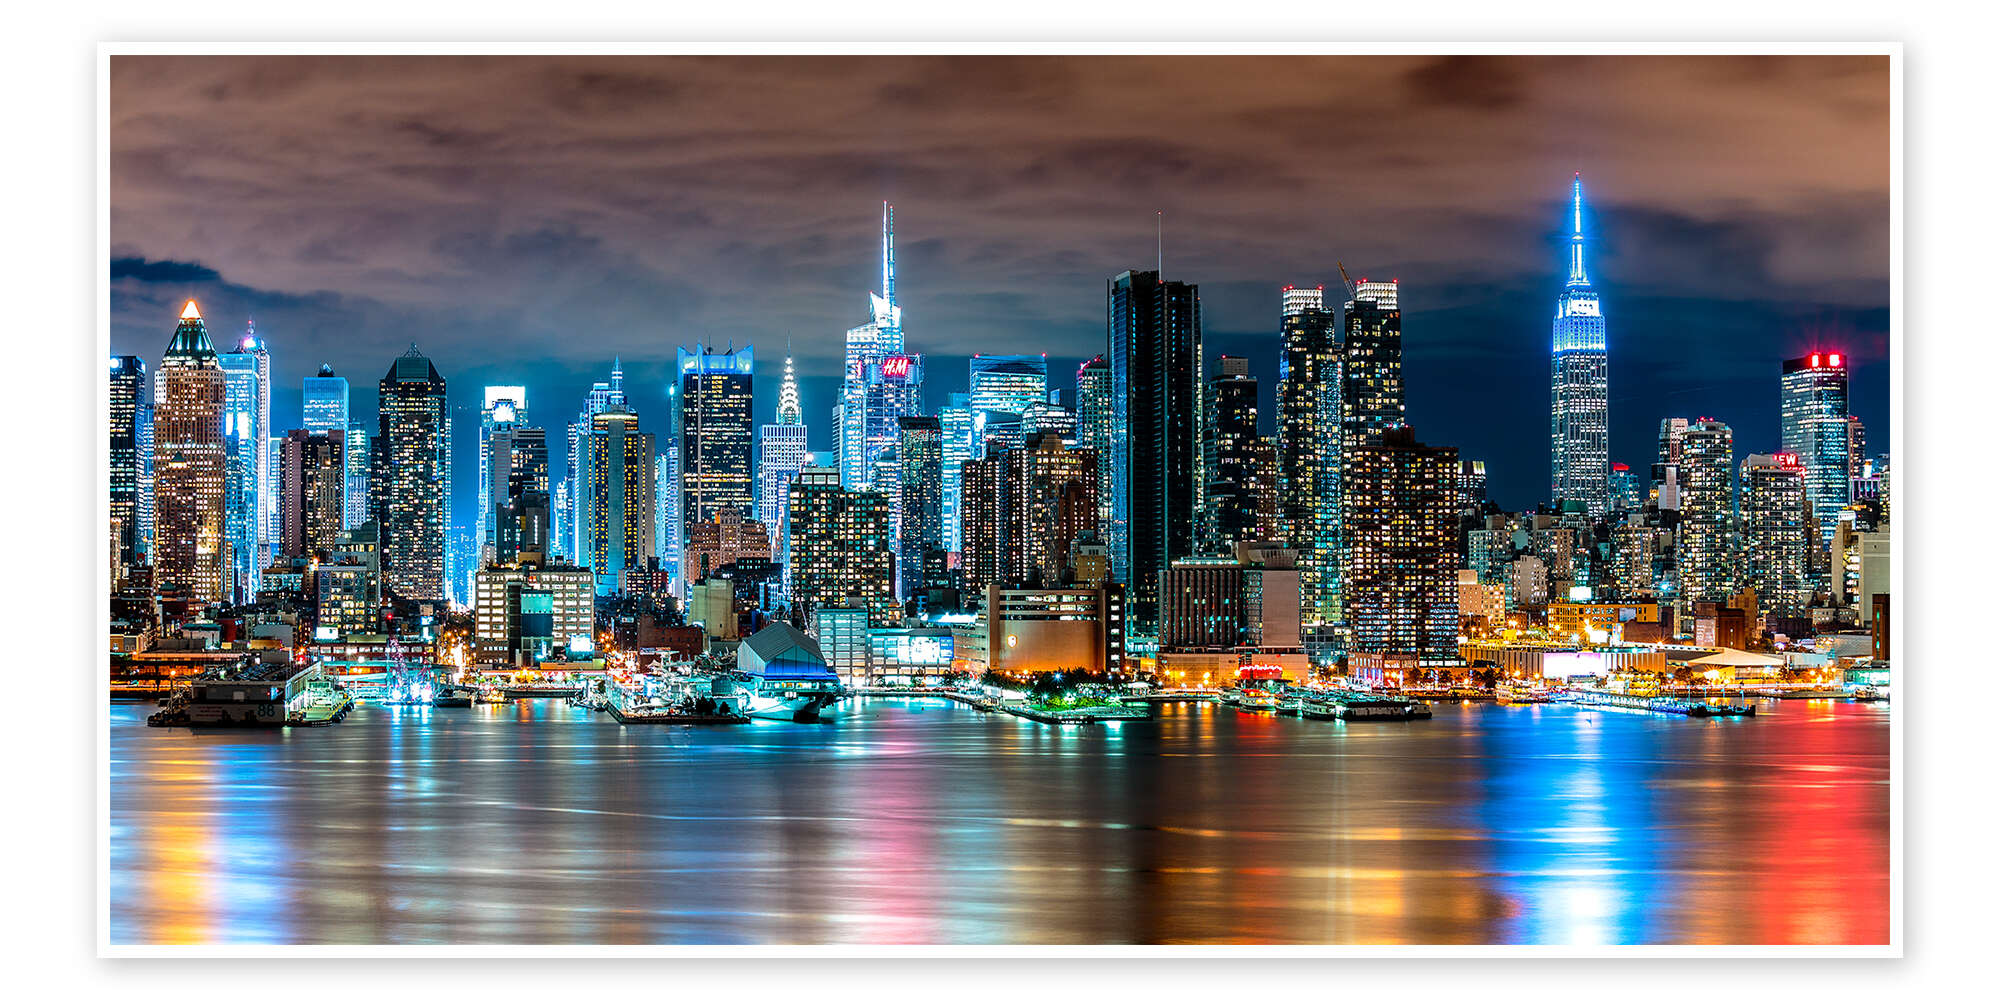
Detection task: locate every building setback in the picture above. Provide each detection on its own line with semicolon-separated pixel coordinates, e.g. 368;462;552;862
1551;174;1610;518
153;301;228;605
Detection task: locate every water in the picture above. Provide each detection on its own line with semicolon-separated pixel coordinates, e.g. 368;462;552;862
108;697;1890;945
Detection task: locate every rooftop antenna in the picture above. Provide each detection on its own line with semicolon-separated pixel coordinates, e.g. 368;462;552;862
1156;212;1163;273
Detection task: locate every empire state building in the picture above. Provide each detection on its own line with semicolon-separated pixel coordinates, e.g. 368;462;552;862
1551;173;1610;517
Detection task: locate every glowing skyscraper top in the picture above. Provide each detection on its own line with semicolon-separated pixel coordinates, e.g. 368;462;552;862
1551;172;1610;517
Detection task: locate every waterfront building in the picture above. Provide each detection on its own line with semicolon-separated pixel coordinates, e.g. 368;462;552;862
983;583;1126;676
1550;174;1610;517
1609;463;1641;511
680;343;755;535
785;465;897;625
313;522;381;640
757;353;809;554
1343;426;1458;665
1741;453;1813;614
1202;355;1271;552
1277;297;1343;624
1781;351;1853;548
811;606;872;682
217;325;271;601
938;394;976;556
373;345;449;603
110;356;153;573
1675;418;1736;614
586;404;656;595
898;416;945;598
969;354;1049;416
472;562;594;663
1004;432;1099;587
1107;269;1203;629
277;429;345;559
837;203;919;491
475;386;528;579
153;301;228;605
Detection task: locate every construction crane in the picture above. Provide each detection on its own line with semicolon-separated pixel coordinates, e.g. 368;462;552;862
1336;261;1358;299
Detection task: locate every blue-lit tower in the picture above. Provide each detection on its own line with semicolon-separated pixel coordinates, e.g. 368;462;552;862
1551;173;1610;518
836;203;921;490
217;322;270;601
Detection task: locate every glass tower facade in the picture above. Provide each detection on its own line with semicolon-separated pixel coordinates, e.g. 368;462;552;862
897;416;944;599
476;386;528;579
1781;352;1852;548
1551;174;1610;518
938;394;975;557
217;328;270;602
968;354;1048;415
1075;356;1113;529
679;344;756;533
302;364;349;435
374;346;449;603
109;356;152;573
1107;269;1202;629
1278;300;1342;625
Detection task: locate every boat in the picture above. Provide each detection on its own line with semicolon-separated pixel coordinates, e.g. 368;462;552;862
432;686;472;707
474;686;507;704
1496;680;1552;705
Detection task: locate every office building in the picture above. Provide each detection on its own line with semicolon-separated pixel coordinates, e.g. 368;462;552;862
680;343;755;535
969;354;1048;415
110;356;153;573
757;352;809;555
938;395;976;556
1203;354;1271;551
1675;419;1736;614
983;583;1126;676
1075;355;1114;528
1741;453;1813;615
585;404;656;595
153;301;229;605
473;562;595;663
374;345;449;602
1550;174;1610;517
1004;432;1099;587
1343;427;1458;664
475;386;528;576
898;416;945;598
837;203;919;491
1782;351;1852;548
217;324;271;601
1107;269;1202;628
278;429;345;559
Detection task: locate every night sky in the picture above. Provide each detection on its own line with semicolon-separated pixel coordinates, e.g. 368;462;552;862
108;55;1890;525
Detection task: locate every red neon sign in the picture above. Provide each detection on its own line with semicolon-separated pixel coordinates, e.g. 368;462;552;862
882;355;912;379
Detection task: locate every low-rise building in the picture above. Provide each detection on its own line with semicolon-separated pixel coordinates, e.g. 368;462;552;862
473;562;594;664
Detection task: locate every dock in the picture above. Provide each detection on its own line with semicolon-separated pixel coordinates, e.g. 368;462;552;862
1566;690;1757;718
604;701;750;725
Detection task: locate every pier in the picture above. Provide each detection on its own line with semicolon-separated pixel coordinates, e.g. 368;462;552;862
1566;690;1757;718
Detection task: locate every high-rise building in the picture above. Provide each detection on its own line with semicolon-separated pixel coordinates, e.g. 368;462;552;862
475;386;528;576
1339;277;1407;649
1202;354;1269;551
586;405;656;595
494;427;550;567
758;353;809;561
110;356;153;573
1455;460;1489;518
897;416;945;598
342;419;370;529
1781;351;1852;548
1609;462;1642;511
1278;298;1342;625
938;394;976;557
1004;432;1099;587
959;449;1004;602
837;203;920;491
1550;174;1610;517
278;429;345;559
1675;419;1735;614
1281;284;1326;318
567;360;629;566
1108;269;1202;628
786;465;897;626
1343;427;1458;664
374;345;449;603
680;343;755;538
303;364;348;435
1075;356;1114;529
1021;395;1077;448
968;354;1049;415
217;325;271;602
1741;453;1812;614
153;302;228;605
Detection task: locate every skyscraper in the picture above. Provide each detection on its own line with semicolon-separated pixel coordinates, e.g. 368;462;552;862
374;345;449;603
153;301;228;605
1004;432;1099;587
1108;269;1202;628
495;427;551;568
1343;427;1459;665
1202;355;1268;551
1278;292;1342;627
679;343;755;536
1741;453;1812;614
758;353;809;550
1551;174;1610;517
968;354;1049;415
109;356;152;574
959;448;1004;602
1075;356;1113;529
837;203;918;490
1609;463;1642;511
217;325;270;601
342;419;370;529
896;415;944;598
1338;276;1406;647
1781;351;1852;547
786;465;896;626
567;360;628;566
1675;418;1735;613
938;394;976;557
278;429;345;559
476;386;528;576
586;405;656;594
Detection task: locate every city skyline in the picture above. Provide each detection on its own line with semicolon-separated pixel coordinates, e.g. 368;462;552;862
108;55;1889;516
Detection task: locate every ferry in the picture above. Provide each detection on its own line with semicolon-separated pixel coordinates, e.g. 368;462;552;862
1223;686;1283;713
1496;680;1552;705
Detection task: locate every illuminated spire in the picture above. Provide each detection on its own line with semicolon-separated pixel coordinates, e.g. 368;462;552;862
1567;172;1590;287
165;299;216;359
611;356;624;394
881;201;896;307
180;299;201;320
777;351;802;425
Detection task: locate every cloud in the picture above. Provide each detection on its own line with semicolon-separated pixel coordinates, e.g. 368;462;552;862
110;256;220;283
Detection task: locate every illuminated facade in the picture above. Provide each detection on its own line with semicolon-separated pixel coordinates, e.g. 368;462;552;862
374;345;449;602
1202;355;1271;551
587;405;656;595
1609;462;1641;511
679;343;755;533
984;584;1125;675
1075;356;1113;527
897;416;945;598
1781;352;1852;548
110;356;152;573
475;385;527;577
683;506;770;583
153;301;228;605
1741;453;1812;614
278;429;345;558
217;327;271;602
757;353;809;555
493;426;550;568
473;562;594;662
566;360;628;566
1004;432;1099;587
1278;299;1342;625
1675;419;1736;614
938;395;975;556
968;354;1048;415
837;203;920;490
785;465;897;626
1550;174;1610;517
1108;269;1202;629
959;450;1004;602
1343;427;1458;664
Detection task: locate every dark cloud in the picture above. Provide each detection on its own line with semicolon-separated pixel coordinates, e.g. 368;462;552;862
108;54;1890;514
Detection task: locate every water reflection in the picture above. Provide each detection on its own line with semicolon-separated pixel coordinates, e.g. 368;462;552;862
108;698;1890;945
